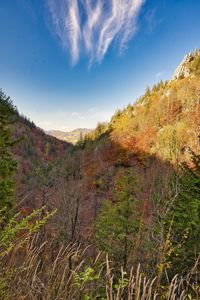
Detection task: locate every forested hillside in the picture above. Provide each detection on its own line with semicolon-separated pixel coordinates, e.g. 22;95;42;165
0;91;71;214
0;50;200;299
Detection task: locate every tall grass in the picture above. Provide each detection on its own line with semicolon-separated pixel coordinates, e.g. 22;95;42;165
0;235;199;299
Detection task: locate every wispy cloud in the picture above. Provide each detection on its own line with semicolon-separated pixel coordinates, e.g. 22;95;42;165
48;0;80;64
47;0;145;64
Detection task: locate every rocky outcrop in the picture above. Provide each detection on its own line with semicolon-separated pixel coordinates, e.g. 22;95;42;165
172;50;200;80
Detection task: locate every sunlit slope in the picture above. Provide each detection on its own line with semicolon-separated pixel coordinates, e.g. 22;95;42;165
85;50;200;164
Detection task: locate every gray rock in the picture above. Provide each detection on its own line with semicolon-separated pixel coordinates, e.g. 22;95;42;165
172;50;200;80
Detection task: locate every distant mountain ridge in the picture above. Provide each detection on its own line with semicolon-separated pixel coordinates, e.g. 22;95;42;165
46;128;91;144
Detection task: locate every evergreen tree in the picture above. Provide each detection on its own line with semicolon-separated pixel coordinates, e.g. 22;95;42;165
166;150;200;275
77;132;84;147
95;170;142;268
0;90;18;215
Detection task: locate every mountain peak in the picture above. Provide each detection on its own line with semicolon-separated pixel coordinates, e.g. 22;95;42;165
172;49;200;80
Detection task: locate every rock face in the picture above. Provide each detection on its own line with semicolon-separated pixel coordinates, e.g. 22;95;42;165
172;50;200;80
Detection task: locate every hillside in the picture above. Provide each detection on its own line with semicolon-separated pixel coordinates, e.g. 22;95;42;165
0;50;200;299
76;49;200;253
47;128;91;144
1;50;200;238
0;90;71;211
84;50;200;163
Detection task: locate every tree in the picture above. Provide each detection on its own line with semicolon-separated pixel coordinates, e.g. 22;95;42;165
76;132;84;147
95;169;142;269
165;150;200;276
0;90;18;216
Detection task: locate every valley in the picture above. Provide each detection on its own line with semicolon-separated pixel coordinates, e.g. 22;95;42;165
0;50;200;299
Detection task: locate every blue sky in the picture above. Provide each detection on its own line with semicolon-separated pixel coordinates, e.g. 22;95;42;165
0;0;200;131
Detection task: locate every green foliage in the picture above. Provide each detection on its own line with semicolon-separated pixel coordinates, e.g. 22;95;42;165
0;90;18;215
73;266;99;288
0;207;56;257
95;170;142;268
114;274;129;291
0;207;56;299
166;150;200;276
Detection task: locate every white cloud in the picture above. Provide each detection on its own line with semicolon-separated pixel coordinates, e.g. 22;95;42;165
47;0;145;64
48;0;80;64
83;0;102;61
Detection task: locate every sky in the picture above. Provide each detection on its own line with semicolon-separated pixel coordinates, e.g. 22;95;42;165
0;0;200;131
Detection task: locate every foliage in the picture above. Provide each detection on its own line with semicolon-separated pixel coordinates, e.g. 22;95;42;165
0;50;200;298
0;207;56;299
0;90;18;216
83;122;109;145
165;150;200;276
0;237;198;299
95;169;143;268
0;207;56;257
110;51;200;163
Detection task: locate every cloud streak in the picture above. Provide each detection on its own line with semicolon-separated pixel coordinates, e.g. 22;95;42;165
47;0;145;64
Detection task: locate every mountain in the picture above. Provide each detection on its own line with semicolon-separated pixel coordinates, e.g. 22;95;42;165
78;49;200;247
46;128;91;144
3;49;199;228
1;49;199;233
1;50;200;299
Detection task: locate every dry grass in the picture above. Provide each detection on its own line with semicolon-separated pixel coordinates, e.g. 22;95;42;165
0;235;199;299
